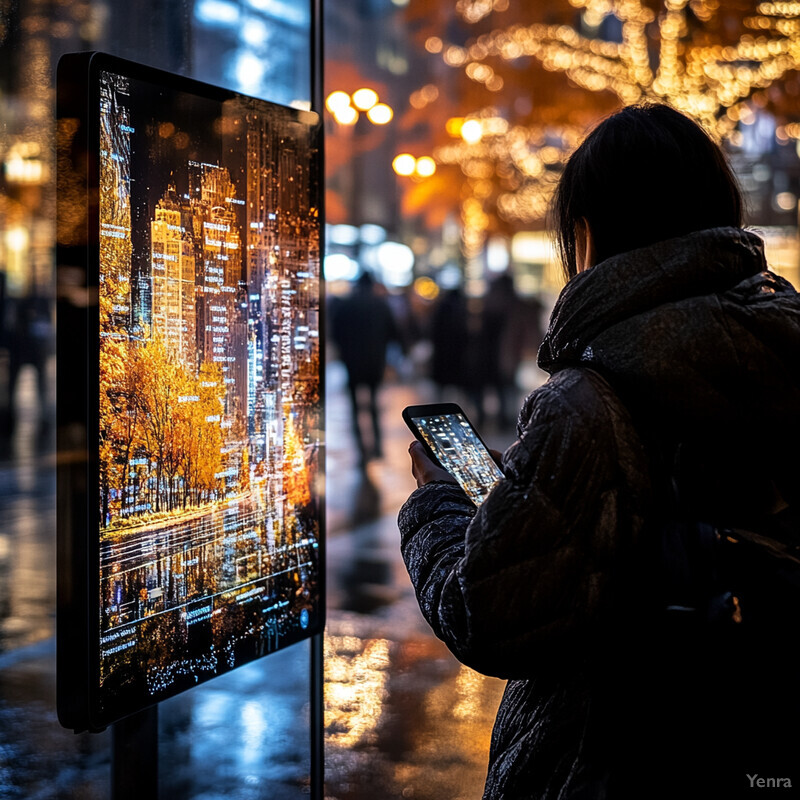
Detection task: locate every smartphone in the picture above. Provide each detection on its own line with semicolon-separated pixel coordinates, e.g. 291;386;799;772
403;403;504;505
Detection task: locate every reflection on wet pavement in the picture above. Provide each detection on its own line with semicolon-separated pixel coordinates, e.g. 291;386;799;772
323;612;504;800
322;364;508;800
0;362;520;799
0;371;57;655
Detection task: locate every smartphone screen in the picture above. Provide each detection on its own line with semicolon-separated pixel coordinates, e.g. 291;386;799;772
408;409;504;505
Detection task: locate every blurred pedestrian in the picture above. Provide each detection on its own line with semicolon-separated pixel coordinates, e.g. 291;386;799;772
400;103;800;798
5;290;52;433
331;271;400;463
478;272;542;430
386;285;422;382
429;286;469;398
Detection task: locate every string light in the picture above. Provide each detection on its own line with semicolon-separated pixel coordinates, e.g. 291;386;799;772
425;36;444;53
440;1;800;139
456;0;510;24
409;84;440;109
419;0;800;265
460;119;484;143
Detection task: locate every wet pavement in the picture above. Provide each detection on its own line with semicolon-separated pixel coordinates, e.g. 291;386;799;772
0;358;543;799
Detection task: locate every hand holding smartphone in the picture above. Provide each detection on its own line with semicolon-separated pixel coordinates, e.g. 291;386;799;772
403;403;504;505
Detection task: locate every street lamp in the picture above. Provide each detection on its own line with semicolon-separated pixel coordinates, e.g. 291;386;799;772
366;104;393;125
351;88;378;111
414;156;436;177
392;153;436;179
325;89;393;127
325;88;396;274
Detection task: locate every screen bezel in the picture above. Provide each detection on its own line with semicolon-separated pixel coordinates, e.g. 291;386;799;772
56;51;325;732
401;403;504;504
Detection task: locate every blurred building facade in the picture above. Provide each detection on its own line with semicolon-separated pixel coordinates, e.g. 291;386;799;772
0;0;314;442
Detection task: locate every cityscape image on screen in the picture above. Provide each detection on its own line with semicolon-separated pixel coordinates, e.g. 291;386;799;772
412;414;503;505
96;68;321;715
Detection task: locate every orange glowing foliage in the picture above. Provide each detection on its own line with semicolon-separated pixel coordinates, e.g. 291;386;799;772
283;407;311;509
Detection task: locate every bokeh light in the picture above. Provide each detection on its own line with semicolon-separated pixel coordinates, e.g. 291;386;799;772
333;105;358;126
392;153;417;176
415;156;436;177
460;120;483;144
325;91;352;114
351;88;379;111
367;103;393;124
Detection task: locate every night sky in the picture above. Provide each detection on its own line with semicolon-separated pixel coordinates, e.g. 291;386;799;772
122;72;250;291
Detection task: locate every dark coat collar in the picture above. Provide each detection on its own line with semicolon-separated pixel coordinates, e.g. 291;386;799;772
538;227;766;373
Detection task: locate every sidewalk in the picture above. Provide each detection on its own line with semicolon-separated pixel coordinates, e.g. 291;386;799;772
323;362;509;800
0;360;541;799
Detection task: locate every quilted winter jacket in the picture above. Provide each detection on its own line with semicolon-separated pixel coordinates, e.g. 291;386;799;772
398;227;800;799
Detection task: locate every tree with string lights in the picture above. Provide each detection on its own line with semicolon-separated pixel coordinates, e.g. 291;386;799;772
397;0;800;283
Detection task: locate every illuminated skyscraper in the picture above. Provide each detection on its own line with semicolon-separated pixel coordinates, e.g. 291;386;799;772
189;162;247;430
150;185;197;368
243;112;279;474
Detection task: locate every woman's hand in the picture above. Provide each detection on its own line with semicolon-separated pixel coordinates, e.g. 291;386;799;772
408;441;458;488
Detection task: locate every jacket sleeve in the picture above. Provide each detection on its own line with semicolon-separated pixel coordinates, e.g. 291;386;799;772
398;369;649;679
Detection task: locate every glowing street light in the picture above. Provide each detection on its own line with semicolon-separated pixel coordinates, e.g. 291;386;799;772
325;90;351;115
334;105;358;126
367;103;393;125
414;156;436;177
392;153;417;176
325;89;393;128
352;87;379;111
392;153;436;178
326;88;396;256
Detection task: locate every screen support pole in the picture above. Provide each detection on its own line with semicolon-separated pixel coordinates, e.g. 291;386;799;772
309;0;325;797
111;705;159;799
310;631;324;799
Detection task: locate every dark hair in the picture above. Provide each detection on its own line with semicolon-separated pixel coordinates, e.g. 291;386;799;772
550;103;744;281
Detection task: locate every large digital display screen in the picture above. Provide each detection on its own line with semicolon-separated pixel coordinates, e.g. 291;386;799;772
57;53;323;731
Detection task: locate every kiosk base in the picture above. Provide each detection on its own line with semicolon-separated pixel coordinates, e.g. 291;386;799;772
311;632;324;799
112;705;158;799
108;636;324;798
